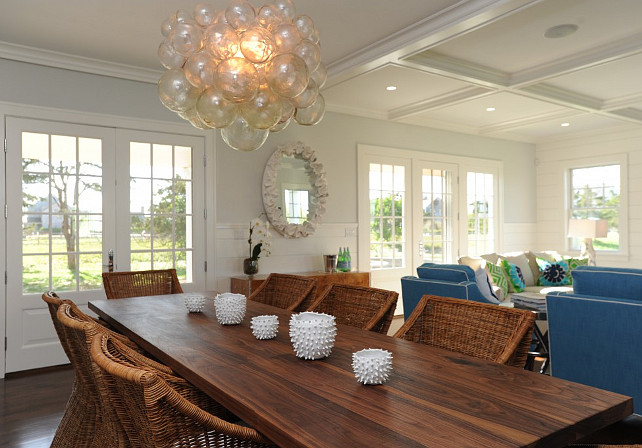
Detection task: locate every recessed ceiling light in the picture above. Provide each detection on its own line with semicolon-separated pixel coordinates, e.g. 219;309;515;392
561;122;570;127
544;24;578;39
486;107;495;112
386;85;397;91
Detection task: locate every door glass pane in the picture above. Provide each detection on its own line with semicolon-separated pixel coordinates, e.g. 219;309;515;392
129;141;194;281
369;163;405;270
467;171;495;256
21;131;104;293
421;168;453;263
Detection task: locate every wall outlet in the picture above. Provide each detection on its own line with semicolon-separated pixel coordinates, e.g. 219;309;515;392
345;228;357;237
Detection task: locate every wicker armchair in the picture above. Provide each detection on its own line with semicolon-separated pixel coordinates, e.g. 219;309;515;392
90;331;276;448
306;284;399;334
102;269;183;299
394;295;535;368
56;301;178;448
248;273;317;311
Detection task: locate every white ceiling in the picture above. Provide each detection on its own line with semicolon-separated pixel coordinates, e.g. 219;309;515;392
1;0;641;143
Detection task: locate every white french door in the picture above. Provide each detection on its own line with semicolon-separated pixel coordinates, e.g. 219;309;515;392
412;160;458;267
358;145;500;316
358;154;413;304
6;118;116;372
5;118;206;373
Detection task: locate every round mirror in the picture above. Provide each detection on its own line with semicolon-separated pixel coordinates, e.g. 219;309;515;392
262;141;328;238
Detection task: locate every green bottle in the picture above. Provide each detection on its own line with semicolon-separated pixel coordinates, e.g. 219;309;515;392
338;247;345;271
345;247;352;271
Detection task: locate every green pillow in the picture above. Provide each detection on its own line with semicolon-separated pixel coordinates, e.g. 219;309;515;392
501;259;526;293
564;257;589;285
536;257;571;286
485;262;508;298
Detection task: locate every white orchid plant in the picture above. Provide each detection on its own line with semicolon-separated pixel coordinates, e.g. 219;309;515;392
248;214;272;261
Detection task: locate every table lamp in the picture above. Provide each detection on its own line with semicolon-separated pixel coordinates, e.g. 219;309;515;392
567;218;608;266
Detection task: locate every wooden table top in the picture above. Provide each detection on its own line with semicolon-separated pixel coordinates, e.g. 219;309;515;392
89;293;633;448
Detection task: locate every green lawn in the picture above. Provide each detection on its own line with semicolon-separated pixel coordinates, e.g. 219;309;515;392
21;234;187;293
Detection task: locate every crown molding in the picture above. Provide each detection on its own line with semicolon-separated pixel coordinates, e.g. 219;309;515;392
0;41;162;84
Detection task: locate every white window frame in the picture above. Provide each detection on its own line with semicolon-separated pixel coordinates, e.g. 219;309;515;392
563;153;628;260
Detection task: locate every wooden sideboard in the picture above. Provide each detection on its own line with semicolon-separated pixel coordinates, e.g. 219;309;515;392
230;271;370;298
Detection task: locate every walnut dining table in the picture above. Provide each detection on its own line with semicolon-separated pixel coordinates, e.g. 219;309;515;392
88;293;633;448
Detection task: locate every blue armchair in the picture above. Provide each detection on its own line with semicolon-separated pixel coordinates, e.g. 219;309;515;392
547;265;642;414
401;263;499;320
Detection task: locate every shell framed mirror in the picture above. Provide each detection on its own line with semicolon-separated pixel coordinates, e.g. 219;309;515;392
262;141;328;238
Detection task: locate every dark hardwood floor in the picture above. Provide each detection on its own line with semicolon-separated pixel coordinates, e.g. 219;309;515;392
0;365;74;448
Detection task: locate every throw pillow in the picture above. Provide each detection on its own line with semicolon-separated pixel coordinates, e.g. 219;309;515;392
474;267;499;304
501;252;535;286
564;257;589;285
536;258;571;286
485;262;508;299
501;259;526;293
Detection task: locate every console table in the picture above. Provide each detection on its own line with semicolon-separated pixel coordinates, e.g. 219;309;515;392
230;271;370;298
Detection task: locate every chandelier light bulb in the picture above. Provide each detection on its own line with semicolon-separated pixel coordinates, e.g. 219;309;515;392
158;0;325;152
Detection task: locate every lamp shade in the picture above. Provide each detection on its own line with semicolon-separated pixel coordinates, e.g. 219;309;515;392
568;219;608;238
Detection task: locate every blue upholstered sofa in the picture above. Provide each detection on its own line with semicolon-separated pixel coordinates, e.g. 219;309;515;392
547;265;642;414
401;263;499;320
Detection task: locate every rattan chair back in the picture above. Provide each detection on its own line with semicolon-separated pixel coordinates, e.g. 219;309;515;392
55;302;128;448
102;269;183;299
42;291;75;359
307;284;399;334
90;332;276;448
394;295;535;367
248;273;316;311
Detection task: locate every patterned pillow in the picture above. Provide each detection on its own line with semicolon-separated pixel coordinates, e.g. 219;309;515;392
485;262;508;298
500;259;525;293
536;258;571;286
564;257;589;285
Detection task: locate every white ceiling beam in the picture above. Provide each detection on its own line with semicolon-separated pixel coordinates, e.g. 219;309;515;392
510;33;642;87
325;0;544;89
388;86;492;120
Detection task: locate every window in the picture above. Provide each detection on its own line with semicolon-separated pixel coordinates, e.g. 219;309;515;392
420;168;453;263
466;171;496;256
284;188;309;224
368;163;406;270
21;131;105;293
129;141;195;281
569;164;621;252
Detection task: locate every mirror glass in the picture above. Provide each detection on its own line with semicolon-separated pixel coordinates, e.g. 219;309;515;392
263;142;327;238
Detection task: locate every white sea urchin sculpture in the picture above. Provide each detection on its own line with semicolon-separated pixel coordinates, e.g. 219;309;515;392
352;348;393;385
289;311;337;360
251;315;279;339
214;293;247;325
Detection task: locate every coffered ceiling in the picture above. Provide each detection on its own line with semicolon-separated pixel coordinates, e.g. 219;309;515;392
1;0;641;143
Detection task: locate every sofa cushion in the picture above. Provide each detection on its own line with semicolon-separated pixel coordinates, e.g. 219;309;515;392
537;258;571;286
526;250;562;281
501;259;526;292
458;256;486;271
416;263;473;282
485;262;508;298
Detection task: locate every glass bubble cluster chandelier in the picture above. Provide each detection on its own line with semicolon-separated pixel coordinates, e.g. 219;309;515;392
158;0;326;152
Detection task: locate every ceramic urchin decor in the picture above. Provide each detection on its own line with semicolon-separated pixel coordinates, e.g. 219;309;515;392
289;311;337;360
214;293;247;325
352;348;393;385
